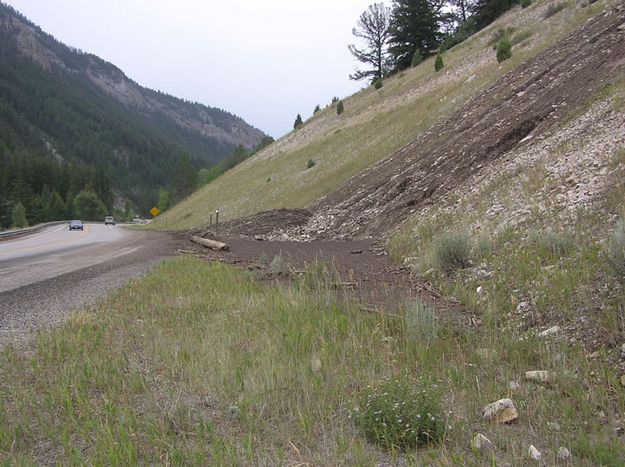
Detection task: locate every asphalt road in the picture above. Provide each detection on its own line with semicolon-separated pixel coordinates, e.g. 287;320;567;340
0;223;178;347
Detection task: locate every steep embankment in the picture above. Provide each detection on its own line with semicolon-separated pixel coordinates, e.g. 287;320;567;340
157;0;610;230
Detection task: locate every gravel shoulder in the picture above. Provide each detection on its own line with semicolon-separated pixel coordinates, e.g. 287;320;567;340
0;230;179;349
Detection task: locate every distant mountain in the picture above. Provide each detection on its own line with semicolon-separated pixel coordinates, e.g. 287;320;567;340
0;1;265;218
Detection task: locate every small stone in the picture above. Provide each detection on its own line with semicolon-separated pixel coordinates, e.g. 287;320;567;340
311;358;322;372
477;285;484;296
471;433;493;456
557;446;571;461
538;325;561;338
528;444;542;461
618;22;625;31
483;398;518;424
253;235;264;241
621;343;625;359
525;370;553;383
509;380;520;391
547;421;561;431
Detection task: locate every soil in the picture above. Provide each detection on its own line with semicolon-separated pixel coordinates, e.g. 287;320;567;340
178;231;468;328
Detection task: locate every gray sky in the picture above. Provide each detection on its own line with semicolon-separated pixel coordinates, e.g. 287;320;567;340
4;0;376;138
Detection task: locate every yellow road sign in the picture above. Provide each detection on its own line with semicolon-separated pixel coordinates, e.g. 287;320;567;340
150;206;160;217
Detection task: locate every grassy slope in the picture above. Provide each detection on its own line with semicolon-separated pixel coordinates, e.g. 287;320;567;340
2;257;623;465
155;0;607;230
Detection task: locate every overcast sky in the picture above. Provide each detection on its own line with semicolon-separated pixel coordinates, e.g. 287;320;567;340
4;0;376;138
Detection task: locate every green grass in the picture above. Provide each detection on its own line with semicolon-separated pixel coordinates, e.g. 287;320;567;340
153;0;610;230
1;254;624;464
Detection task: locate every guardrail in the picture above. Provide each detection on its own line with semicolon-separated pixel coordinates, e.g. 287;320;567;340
0;221;70;240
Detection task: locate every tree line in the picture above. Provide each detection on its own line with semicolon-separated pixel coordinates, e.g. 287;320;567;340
0;147;115;229
349;0;522;81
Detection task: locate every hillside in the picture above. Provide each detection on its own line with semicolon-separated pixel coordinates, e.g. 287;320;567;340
0;2;265;213
156;0;610;230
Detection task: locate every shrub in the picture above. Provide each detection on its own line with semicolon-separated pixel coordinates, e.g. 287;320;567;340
313;104;321;114
544;2;567;19
496;36;512;63
528;230;573;259
337;100;344;115
411;48;423;67
306;159;316;169
405;299;438;346
606;220;625;278
433;231;472;272
374;78;383;90
352;377;445;450
521;0;532;8
434;54;444;72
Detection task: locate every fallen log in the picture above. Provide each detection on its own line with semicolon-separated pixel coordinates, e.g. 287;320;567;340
191;235;230;251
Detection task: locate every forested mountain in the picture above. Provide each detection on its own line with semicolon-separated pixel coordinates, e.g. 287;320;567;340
0;2;265;227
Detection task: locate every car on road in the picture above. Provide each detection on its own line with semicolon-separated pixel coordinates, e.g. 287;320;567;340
69;220;84;231
104;216;115;225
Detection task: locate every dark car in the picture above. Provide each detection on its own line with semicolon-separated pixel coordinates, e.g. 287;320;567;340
69;220;84;231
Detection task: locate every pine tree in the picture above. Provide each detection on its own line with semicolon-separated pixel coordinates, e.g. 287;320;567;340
388;0;443;70
11;201;28;228
435;53;444;71
348;3;392;82
294;114;304;130
337;101;345;115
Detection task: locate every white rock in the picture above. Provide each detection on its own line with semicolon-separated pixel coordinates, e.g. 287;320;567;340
477;285;484;296
482;398;518;424
509;380;520;391
471;433;493;455
557;446;571;460
311;358;322;372
538;325;561;338
525;370;553;383
528;444;542;461
621;343;625;359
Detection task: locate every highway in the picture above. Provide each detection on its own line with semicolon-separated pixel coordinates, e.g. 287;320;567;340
0;223;178;347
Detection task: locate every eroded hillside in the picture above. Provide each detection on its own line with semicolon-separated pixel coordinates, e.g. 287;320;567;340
156;0;611;230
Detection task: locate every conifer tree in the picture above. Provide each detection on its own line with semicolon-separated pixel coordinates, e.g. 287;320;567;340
294;114;303;130
11;201;28;228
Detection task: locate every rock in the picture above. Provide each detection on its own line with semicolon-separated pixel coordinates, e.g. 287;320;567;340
538;325;561;338
509;380;520;391
482;398;519;424
547;421;561;431
620;375;625;387
528;444;542;461
254;235;264;241
311;358;322;372
621;343;625;359
525;370;553;383
471;433;494;456
557;446;571;461
618;22;625;31
477;285;484;296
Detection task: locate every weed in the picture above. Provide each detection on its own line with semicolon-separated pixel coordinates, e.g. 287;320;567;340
405;299;438;347
544;2;569;19
528;230;573;260
511;29;533;46
489;27;515;48
606;220;625;279
351;376;444;450
306;159;316;169
433;231;472;272
374;78;384;90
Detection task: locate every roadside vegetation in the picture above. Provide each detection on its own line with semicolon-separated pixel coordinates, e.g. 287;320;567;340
2;252;624;464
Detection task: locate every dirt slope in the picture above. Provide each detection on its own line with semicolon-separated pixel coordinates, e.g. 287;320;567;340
290;5;625;239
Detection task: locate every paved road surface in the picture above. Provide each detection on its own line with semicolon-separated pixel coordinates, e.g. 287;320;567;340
0;223;178;347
